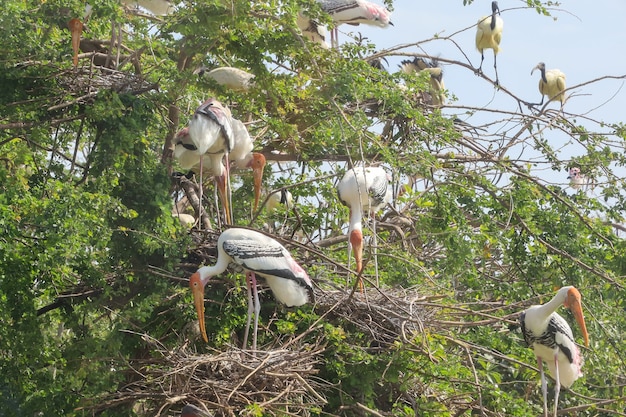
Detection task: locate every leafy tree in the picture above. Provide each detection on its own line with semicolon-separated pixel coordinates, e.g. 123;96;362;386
1;0;625;416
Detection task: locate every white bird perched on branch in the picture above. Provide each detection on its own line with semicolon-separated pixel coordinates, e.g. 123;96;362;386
475;1;503;85
187;99;234;224
520;286;589;417
531;62;566;106
317;0;393;47
399;57;446;106
189;228;314;350
337;166;392;290
175;120;266;217
194;66;256;92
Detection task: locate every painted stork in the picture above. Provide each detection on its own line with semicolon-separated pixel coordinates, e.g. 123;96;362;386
317;0;393;47
194;66;256;92
520;286;589;417
187;99;234;224
337;166;392;289
475;1;503;85
399;57;446;106
531;62;566;106
189;228;314;350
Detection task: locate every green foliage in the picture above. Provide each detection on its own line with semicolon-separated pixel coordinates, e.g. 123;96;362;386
1;0;626;416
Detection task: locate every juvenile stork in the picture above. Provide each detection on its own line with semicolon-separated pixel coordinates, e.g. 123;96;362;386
337;166;392;290
189;228;314;350
399;57;446;106
520;286;589;417
475;1;503;85
531;62;567;106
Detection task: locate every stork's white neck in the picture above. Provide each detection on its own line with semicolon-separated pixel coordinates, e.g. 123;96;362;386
534;286;572;317
349;208;363;233
197;254;231;286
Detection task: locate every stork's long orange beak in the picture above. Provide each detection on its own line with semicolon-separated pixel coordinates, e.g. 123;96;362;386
350;228;364;292
248;153;266;212
68;18;83;67
565;287;589;347
189;272;208;343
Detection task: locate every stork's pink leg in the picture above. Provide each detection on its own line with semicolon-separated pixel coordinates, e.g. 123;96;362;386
225;152;232;224
250;271;260;351
242;271;254;349
537;358;548;417
553;353;560;417
198;156;204;229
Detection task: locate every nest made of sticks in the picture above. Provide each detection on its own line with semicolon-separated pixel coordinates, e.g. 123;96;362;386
84;284;440;416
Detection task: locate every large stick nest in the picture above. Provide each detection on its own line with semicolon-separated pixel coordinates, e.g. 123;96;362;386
86;284;438;416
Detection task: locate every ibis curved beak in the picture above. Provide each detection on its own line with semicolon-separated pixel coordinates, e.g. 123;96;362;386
248;153;266;212
565;287;589;347
189;272;209;343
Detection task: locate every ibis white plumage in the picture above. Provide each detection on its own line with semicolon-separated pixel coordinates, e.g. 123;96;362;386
266;189;294;214
531;62;566;106
187;99;234;224
337;166;392;289
475;1;503;85
189;228;314;350
520;286;589;417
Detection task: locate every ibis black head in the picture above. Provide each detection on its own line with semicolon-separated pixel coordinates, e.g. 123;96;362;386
531;62;547;77
491;1;500;15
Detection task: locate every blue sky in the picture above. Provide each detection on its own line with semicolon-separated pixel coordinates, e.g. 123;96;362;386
337;0;626;187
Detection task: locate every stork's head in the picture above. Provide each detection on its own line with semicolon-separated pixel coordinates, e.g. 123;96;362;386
563;286;589;347
189;271;209;343
247;152;266;211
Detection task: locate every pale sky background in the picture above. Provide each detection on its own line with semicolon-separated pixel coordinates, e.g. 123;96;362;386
337;0;626;189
